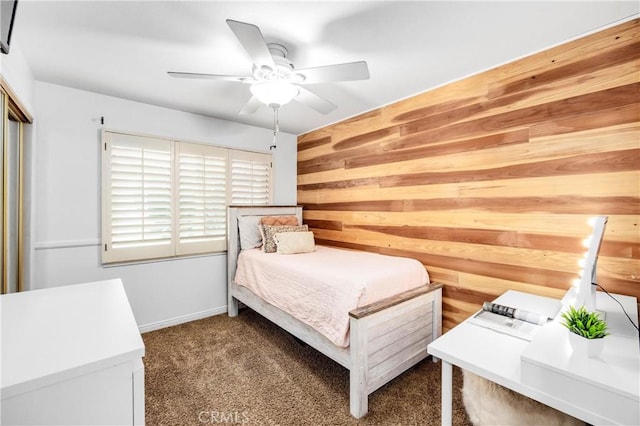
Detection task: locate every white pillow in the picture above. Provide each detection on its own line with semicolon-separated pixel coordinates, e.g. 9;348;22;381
237;215;262;250
273;231;315;254
261;224;308;253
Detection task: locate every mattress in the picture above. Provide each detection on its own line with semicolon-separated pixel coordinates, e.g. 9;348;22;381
233;245;429;347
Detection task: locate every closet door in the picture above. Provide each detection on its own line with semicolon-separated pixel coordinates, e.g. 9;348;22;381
2;91;21;293
1;90;4;289
4;118;20;292
1;83;29;294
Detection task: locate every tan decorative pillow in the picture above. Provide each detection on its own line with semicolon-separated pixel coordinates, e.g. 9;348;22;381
260;215;299;226
260;224;308;253
274;231;315;254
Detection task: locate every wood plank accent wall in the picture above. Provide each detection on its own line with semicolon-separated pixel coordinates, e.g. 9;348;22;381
297;19;640;331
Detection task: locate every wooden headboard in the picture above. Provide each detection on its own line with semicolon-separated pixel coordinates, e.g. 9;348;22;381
226;205;303;309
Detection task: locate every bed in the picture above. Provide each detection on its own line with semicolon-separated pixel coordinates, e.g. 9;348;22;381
227;205;442;418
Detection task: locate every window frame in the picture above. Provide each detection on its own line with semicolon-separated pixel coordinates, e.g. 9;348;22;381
229;149;274;206
175;142;229;256
101;130;272;264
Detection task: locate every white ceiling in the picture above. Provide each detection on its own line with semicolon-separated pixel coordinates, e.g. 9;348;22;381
12;1;639;135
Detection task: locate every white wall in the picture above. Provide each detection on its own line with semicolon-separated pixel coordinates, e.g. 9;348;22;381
0;43;35;114
31;81;297;331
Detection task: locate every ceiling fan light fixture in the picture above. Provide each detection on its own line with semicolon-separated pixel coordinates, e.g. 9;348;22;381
170;20;369;116
250;80;299;108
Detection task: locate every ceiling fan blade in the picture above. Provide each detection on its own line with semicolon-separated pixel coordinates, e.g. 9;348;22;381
226;19;275;71
295;87;337;115
167;71;249;82
296;61;370;84
239;96;263;115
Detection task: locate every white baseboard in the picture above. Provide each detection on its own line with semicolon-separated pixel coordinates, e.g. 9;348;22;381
138;306;228;333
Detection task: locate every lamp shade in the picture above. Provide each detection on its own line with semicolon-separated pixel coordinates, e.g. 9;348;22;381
250;81;299;107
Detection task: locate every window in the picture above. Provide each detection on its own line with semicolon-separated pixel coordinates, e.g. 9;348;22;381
176;143;227;255
230;150;272;205
102;131;271;263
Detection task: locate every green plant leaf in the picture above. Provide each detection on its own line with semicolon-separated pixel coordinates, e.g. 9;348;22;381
560;305;609;339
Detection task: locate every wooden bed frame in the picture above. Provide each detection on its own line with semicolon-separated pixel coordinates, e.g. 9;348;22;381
227;205;443;418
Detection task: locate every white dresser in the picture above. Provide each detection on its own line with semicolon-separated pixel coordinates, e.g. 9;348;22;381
1;279;145;425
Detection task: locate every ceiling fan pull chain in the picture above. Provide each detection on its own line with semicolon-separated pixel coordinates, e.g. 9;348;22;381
270;106;278;151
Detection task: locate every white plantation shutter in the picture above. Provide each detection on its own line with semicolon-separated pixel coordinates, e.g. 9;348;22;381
176;143;228;254
102;130;273;264
102;132;174;263
230;150;272;205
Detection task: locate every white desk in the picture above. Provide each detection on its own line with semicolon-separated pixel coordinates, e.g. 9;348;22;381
427;290;639;426
1;279;145;425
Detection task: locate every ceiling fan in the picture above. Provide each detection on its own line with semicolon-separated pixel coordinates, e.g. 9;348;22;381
168;19;370;115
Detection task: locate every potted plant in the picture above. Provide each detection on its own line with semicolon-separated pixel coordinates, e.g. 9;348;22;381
560;305;609;358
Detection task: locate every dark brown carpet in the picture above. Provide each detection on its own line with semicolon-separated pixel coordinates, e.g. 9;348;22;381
143;308;472;425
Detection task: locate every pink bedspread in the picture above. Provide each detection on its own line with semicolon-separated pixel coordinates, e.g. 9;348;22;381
234;245;429;347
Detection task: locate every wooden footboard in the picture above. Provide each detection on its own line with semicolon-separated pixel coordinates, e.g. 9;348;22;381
349;284;443;418
230;280;442;418
227;206;443;419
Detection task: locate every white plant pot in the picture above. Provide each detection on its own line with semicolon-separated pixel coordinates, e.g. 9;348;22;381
568;331;605;358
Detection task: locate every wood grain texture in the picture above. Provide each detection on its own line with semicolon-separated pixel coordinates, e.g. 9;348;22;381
349;283;442;319
298;19;640;331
